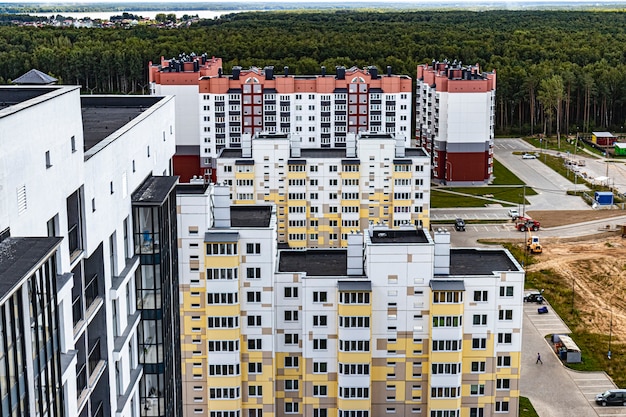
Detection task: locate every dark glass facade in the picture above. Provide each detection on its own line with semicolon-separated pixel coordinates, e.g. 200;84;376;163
133;177;181;417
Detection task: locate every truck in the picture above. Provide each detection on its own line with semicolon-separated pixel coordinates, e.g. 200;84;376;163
526;236;542;254
516;217;540;232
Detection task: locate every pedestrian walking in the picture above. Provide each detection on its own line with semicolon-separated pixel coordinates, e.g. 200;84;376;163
536;352;543;364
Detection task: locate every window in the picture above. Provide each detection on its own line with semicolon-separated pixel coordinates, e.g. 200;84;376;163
473;290;488;302
473;314;487;325
248;385;263;397
496;379;510;390
497;355;512;367
339;340;370;352
247;339;262;350
285;334;299;345
207;292;238;304
246;243;261;254
499;310;513;320
284;287;298;298
248;410;262;417
313;339;328;350
432;316;462;327
313;291;328;302
339;363;370;375
313;362;328;373
470;408;484;417
430;387;460;399
206;243;238;255
208;316;239;328
471;361;486;373
284;356;299;368
495;401;509;413
314;409;328;417
285;380;299;391
45;150;52;168
71;136;76;152
431;340;462;351
431;363;460;375
247;315;262;326
246;291;261;303
285;402;299;414
470;384;485;396
497;333;512;344
313;315;327;326
246;267;261;279
499;286;514;297
284;310;299;321
313;385;328;397
248;362;262;374
472;338;486;350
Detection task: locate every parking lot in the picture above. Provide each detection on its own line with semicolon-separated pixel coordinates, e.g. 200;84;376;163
522;300;626;416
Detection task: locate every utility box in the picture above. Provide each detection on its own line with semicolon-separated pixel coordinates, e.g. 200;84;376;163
595;191;614;206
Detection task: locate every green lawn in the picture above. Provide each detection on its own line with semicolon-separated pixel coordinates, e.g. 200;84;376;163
431;158;537;208
519;396;540;417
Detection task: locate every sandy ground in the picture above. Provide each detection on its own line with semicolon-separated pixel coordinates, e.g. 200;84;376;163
526;210;626;228
520;213;626;344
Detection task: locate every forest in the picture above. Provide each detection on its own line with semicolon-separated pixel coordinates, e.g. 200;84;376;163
1;9;626;136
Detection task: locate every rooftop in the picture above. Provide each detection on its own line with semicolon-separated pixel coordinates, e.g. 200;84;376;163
0;237;62;302
230;206;272;228
369;228;429;244
12;69;57;85
81;95;163;154
448;248;520;276
278;249;349;277
175;183;209;195
132;176;179;206
0;86;65;112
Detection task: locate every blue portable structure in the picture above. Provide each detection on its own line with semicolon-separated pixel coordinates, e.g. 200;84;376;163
595;191;614;206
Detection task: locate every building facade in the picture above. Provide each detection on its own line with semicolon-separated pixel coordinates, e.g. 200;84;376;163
216;131;430;248
176;187;524;417
149;55;413;182
0;85;181;417
416;61;496;185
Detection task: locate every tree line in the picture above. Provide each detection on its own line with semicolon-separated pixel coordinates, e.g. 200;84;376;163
2;9;626;135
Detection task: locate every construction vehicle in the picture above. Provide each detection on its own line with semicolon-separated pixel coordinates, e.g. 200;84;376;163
516;216;540;232
526;235;542;254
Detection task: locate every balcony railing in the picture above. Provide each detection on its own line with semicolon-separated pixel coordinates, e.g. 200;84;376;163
72;295;83;327
88;339;102;376
76;364;87;398
68;223;81;256
85;274;99;310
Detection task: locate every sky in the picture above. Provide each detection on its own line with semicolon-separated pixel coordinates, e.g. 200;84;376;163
3;0;626;3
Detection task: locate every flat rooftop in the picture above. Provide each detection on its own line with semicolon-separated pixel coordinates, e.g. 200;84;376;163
278;249;348;277
448;248;520;275
132;176;179;206
369;228;429;244
231;206;272;228
0;237;62;301
0;87;56;111
81;96;163;153
176;183;209;195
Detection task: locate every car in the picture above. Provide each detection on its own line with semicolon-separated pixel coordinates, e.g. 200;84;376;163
508;208;520;219
524;291;544;303
454;218;465;231
595;389;626;406
522;153;537;159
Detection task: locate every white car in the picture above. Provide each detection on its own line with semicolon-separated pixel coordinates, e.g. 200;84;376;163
508;208;519;219
522;153;537;159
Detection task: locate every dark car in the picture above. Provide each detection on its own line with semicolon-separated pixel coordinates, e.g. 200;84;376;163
596;389;626;406
454;218;465;231
524;291;544;304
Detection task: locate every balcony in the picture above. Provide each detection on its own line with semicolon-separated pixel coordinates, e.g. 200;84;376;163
88;339;106;387
68;223;82;262
85;273;99;312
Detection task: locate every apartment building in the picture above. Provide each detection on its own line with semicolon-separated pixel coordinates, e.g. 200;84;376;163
149;55;413;182
215;131;430;248
416;60;496;185
176;185;524;417
0;85;181;417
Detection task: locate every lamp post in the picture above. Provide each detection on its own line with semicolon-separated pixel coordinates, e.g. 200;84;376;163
604;305;613;360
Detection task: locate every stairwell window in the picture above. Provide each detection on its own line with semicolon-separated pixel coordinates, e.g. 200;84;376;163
45;151;52;168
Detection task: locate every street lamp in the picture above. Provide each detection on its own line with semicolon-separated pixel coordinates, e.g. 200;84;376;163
604;305;613;360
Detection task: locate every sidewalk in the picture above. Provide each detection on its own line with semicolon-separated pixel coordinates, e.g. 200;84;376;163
521;301;624;416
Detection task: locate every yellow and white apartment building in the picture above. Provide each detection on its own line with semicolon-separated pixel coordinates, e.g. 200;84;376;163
176;183;524;417
215;131;430;248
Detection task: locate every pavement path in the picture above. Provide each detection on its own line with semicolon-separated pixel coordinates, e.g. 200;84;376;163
521;301;626;417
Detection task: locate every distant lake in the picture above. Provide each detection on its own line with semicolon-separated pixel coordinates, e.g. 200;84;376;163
29;10;249;20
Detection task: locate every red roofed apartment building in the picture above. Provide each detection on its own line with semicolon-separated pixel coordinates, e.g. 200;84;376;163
416;60;496;185
149;54;412;182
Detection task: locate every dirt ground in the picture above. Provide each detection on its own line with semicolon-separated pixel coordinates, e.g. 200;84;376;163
520;213;626;344
525;209;626;228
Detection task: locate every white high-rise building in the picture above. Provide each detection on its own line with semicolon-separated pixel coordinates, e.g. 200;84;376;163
0;85;182;417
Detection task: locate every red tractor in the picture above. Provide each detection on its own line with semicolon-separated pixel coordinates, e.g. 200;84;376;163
515;217;540;232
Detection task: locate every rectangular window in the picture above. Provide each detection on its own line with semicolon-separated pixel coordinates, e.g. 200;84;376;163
313;385;328;396
472;338;486;350
284;356;299;368
472;314;487;325
497;355;512;367
499;286;514;297
248;385;263;397
495;401;509;413
499;310;513;320
247;339;262;350
246;243;261;254
470;408;484;417
285;380;299;391
285;402;299;414
473;290;488;302
247;315;262;326
246;291;261;303
284;287;299;298
248;362;262;374
313;291;328;302
470;384;485;396
45;150;52;168
497;333;512;344
313;315;327;326
471;361;486;373
284;333;299;345
313;362;328;373
496;379;511;390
